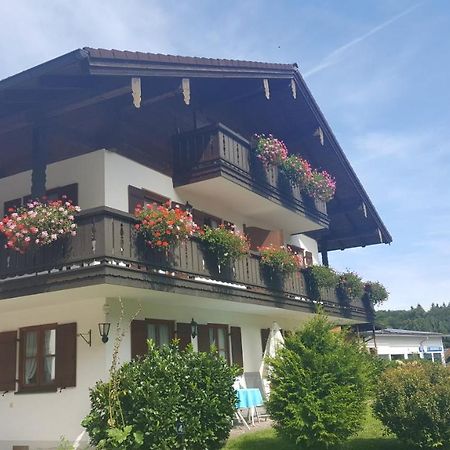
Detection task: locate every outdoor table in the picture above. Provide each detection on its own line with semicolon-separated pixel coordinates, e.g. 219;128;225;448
236;388;264;426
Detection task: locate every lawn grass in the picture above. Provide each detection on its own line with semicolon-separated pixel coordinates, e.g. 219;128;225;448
224;409;405;450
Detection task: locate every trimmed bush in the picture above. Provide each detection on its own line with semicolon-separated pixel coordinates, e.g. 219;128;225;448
266;315;373;448
82;342;239;449
374;362;450;448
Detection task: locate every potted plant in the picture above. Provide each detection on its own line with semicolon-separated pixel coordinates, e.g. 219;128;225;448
364;281;389;306
134;201;197;250
197;225;249;269
253;134;288;167
0;198;80;254
280;155;312;188
306;169;336;202
336;271;364;304
303;265;339;301
259;245;302;275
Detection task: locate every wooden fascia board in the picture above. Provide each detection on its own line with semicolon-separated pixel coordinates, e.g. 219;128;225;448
0;49;89;91
86;57;297;79
291;70;392;244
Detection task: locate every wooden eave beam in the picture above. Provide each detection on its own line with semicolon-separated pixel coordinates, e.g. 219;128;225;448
0;84;131;135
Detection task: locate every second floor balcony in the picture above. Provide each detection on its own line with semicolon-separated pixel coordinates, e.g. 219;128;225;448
173;124;329;235
0;208;369;322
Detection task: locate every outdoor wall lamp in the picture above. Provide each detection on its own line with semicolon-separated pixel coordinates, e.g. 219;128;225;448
98;322;111;343
190;318;198;339
185;201;193;213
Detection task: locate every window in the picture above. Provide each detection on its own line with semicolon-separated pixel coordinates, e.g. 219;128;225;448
146;319;174;348
3;184;78;215
19;324;57;391
423;352;433;361
378;354;390;360
128;185;169;213
207;324;230;363
192;209;222;229
391;354;405;360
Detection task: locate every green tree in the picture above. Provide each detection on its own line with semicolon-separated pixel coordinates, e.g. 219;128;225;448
266;315;373;448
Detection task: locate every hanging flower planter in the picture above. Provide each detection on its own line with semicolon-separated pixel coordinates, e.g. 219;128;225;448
197;225;250;266
0;198;80;254
134;201;198;250
253;134;288;167
259;245;302;275
306;170;336;203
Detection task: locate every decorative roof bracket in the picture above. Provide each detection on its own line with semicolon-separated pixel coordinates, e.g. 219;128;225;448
182;78;191;105
131;77;141;108
263;79;270;100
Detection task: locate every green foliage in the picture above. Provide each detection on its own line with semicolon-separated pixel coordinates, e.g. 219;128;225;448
337;271;365;303
197;225;249;266
377;303;450;347
364;281;389;306
82;341;240;450
266;315;373;448
280;155;312;188
303;265;339;300
259;245;301;274
374;362;450;448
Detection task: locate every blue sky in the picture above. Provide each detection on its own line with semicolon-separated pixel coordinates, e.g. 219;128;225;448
1;0;449;310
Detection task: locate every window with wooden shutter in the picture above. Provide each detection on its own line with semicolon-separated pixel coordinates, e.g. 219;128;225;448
260;328;270;355
131;319;175;358
55;323;77;388
176;323;192;350
3;198;21;215
128;185;169;213
0;331;17;391
131;320;148;359
230;327;243;368
192;209;222;229
197;324;210;353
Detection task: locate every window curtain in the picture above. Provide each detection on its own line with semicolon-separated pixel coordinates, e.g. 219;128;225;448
25;332;38;384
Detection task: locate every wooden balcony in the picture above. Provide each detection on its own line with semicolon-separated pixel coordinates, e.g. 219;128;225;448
0;208;370;321
173;124;329;234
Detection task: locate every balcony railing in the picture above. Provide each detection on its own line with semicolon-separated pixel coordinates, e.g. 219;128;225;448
0;208;368;319
173;124;328;226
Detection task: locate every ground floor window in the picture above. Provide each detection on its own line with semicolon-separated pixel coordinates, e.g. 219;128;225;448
20;324;57;390
208;324;229;361
146;319;175;348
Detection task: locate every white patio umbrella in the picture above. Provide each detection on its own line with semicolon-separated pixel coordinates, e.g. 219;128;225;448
259;322;285;397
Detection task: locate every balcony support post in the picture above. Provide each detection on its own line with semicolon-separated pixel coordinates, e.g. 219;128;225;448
31;125;47;199
321;242;329;267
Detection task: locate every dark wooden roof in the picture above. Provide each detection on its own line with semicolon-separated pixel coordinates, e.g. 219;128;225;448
0;48;392;252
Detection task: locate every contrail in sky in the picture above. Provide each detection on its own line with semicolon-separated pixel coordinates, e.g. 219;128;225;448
304;3;422;78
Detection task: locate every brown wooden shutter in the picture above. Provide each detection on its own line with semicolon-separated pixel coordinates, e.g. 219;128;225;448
197;325;210;352
245;226;284;251
176;323;192;350
128;185;145;213
131;320;148;359
260;328;270;354
55;323;77;388
0;331;17;391
230;327;244;368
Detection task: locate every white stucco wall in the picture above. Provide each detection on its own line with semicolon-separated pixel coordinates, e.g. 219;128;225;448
0;149;320;259
0;296;107;450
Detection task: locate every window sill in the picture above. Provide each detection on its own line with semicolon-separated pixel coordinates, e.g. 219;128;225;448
15;386;57;395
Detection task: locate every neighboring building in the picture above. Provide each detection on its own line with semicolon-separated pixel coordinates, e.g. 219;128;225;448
365;328;447;364
0;48;391;450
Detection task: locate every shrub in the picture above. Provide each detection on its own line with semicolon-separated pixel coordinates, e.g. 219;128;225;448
82;341;239;450
303;265;339;300
374;362;450;448
0;198;80;253
364;281;389;306
280;155;312;188
197;225;249;265
254;134;288;167
306;169;336;202
134;201;197;250
266;315;373;448
337;271;364;302
259;245;302;274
